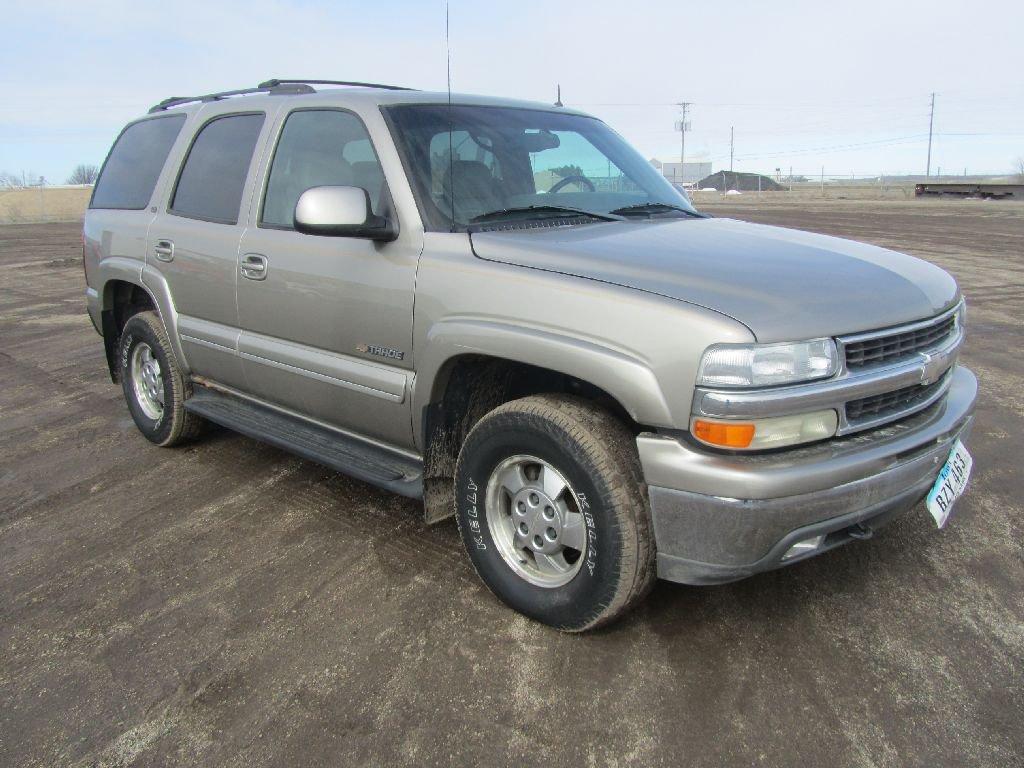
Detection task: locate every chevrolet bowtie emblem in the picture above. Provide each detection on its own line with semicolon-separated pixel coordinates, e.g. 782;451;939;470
919;350;949;385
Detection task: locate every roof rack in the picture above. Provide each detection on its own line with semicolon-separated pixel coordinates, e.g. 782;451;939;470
148;78;414;114
148;82;313;114
258;78;415;92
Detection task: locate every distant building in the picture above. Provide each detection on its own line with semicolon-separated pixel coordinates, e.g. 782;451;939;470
650;159;712;185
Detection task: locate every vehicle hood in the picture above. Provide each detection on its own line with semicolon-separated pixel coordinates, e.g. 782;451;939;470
469;217;960;342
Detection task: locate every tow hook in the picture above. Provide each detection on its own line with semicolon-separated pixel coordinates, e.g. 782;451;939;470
848;522;874;541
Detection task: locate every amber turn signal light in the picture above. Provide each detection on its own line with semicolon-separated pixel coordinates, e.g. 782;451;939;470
692;419;756;448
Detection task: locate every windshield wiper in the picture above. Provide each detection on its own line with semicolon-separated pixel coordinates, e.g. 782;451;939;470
609;202;703;218
468;205;624;225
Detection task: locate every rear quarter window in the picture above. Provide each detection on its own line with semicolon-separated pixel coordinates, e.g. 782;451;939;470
170;113;265;225
90;115;186;210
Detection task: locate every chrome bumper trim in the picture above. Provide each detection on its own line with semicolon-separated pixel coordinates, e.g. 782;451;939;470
642;365;976;500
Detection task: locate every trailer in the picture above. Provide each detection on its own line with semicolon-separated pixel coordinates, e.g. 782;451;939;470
915;182;1023;200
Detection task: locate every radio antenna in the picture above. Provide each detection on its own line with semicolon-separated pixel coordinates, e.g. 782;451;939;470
446;0;455;232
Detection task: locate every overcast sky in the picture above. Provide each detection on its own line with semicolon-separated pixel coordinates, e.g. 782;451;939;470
1;0;1021;183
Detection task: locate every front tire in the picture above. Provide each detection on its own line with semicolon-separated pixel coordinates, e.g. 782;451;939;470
118;310;202;447
454;395;656;631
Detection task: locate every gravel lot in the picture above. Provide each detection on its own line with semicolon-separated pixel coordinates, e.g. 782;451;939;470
2;201;1022;767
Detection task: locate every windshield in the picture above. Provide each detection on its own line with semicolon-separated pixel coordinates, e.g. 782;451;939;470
383;104;698;231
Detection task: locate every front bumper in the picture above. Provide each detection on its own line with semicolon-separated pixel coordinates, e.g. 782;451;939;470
638;365;977;585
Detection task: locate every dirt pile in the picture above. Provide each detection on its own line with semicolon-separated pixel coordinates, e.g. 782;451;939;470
699;171;785;192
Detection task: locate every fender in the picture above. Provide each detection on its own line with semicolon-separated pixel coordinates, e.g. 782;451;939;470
93;257;190;377
140;264;190;374
412;317;675;447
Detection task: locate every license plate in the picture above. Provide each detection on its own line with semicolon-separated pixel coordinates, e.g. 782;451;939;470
926;439;972;528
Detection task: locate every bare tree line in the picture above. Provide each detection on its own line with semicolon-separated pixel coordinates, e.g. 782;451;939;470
0;165;99;188
0;171;34;189
67;164;99;185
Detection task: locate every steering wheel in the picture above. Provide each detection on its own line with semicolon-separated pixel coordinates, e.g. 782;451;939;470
549;175;595;193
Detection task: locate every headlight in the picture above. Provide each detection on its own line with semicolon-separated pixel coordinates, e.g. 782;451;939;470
697;338;838;388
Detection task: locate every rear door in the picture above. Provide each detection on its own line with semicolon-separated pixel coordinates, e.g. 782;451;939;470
146;109;270;391
85;113;188;325
236;107;421;449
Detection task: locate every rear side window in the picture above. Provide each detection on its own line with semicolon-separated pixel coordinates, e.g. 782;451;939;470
90;115;186;210
170;113;265;224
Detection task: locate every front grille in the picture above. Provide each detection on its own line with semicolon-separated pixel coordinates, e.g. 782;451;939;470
844;314;955;369
845;377;944;423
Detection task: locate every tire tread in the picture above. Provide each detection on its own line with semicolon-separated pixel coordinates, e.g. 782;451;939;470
455;393;656;631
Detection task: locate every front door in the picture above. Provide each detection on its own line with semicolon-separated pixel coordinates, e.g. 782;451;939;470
236;108;420;449
147;110;269;391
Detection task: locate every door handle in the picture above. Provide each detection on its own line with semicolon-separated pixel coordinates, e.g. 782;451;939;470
154;239;174;262
240;253;268;281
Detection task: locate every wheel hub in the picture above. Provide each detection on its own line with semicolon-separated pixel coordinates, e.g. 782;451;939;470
511;487;564;555
484;454;588;589
130;343;165;420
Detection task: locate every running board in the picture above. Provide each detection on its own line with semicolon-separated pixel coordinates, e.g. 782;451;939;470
184;386;423;498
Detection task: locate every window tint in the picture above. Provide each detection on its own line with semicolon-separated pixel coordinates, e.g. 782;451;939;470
90;115;186;210
171;113;265;224
262;110;387;229
529;131;631;194
427;130;499;200
384;104;694;231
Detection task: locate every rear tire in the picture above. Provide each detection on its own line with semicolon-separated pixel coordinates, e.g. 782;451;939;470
118;310;203;447
454;394;656;631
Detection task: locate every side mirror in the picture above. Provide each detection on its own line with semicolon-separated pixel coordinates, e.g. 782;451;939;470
294;186;397;241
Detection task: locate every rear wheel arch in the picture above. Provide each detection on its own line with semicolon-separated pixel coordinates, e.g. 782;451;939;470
100;279;160;382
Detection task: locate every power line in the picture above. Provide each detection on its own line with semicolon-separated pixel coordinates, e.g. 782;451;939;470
730;133;929;161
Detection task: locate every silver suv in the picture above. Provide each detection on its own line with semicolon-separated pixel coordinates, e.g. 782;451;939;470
84;79;976;630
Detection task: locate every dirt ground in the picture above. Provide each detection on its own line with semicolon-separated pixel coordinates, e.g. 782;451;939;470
1;201;1022;767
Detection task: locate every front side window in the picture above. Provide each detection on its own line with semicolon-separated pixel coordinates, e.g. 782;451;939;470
261;109;387;229
384;104;697;231
91;115;186;210
170;113;265;224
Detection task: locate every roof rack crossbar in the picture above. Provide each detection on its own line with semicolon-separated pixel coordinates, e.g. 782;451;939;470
147;82;315;114
258;78;415;92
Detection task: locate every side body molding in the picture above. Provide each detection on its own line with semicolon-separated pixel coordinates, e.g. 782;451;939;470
411;317;674;447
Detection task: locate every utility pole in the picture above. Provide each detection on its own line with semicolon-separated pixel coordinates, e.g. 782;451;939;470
730;126;734;173
676;102;691;186
926;92;935;177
